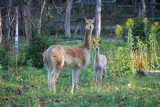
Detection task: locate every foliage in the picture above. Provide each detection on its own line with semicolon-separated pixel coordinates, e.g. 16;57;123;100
110;18;160;76
0;44;26;71
25;34;53;68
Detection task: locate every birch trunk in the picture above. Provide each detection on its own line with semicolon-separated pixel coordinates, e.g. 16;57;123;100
23;0;32;44
151;0;156;18
95;0;101;37
15;7;19;54
0;9;2;44
138;1;141;18
141;0;146;19
64;0;73;38
37;0;46;35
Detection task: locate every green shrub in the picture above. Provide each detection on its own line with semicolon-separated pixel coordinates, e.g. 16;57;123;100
132;18;145;40
113;18;160;75
25;34;53;68
0;45;25;71
0;45;6;66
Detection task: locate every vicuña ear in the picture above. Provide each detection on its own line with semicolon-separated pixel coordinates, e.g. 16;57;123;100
85;17;87;22
92;17;95;22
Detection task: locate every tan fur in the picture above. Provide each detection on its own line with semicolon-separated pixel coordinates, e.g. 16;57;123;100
93;42;107;85
43;18;94;94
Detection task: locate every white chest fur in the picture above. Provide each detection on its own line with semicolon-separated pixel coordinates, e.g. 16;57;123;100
83;49;91;67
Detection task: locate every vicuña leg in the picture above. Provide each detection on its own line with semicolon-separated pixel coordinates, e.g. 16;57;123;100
75;69;80;89
103;66;107;80
71;69;76;94
52;70;60;94
71;68;80;94
47;69;52;91
97;70;102;85
100;70;102;85
94;70;98;84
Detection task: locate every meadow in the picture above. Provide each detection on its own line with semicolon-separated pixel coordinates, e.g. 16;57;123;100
0;18;160;107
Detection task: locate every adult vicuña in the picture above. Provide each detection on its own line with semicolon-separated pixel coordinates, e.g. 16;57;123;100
93;38;107;85
43;18;95;94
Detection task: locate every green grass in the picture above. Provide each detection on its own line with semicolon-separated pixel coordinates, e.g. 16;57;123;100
0;66;160;107
0;38;160;107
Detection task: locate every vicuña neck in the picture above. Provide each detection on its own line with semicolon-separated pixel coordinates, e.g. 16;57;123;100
95;50;100;64
83;29;92;50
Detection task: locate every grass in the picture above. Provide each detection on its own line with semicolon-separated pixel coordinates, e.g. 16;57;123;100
0;66;160;106
0;38;160;107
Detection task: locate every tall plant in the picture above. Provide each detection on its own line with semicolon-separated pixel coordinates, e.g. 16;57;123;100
148;22;159;68
110;17;160;76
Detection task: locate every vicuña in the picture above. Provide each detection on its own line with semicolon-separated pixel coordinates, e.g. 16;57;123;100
43;18;95;94
93;39;107;85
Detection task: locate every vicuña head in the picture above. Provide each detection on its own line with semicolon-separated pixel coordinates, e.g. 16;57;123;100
93;38;107;85
85;17;94;30
43;18;95;94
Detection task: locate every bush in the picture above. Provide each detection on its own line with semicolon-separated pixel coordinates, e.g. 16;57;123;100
0;45;25;71
132;18;145;40
113;18;160;75
25;34;53;68
0;45;6;66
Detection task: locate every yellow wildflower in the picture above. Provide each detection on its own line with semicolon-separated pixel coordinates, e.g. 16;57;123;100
135;36;140;40
126;18;134;28
114;24;123;36
150;22;159;33
143;18;148;25
154;22;159;27
129;29;132;33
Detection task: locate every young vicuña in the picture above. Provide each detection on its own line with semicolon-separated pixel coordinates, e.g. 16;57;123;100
43;18;95;94
93;38;107;85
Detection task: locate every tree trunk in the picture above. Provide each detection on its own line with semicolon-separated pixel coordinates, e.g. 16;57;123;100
4;0;12;52
15;7;19;54
138;1;141;18
95;0;101;37
141;0;146;19
23;0;32;44
37;0;46;35
151;0;156;19
64;0;73;38
0;9;2;44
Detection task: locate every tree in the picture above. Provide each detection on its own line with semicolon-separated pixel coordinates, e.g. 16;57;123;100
23;0;32;44
95;0;101;37
4;0;13;52
37;0;47;35
141;0;146;19
15;7;19;54
64;0;73;38
0;9;2;44
138;0;146;19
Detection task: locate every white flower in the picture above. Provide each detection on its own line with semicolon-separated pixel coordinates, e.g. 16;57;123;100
127;83;132;88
